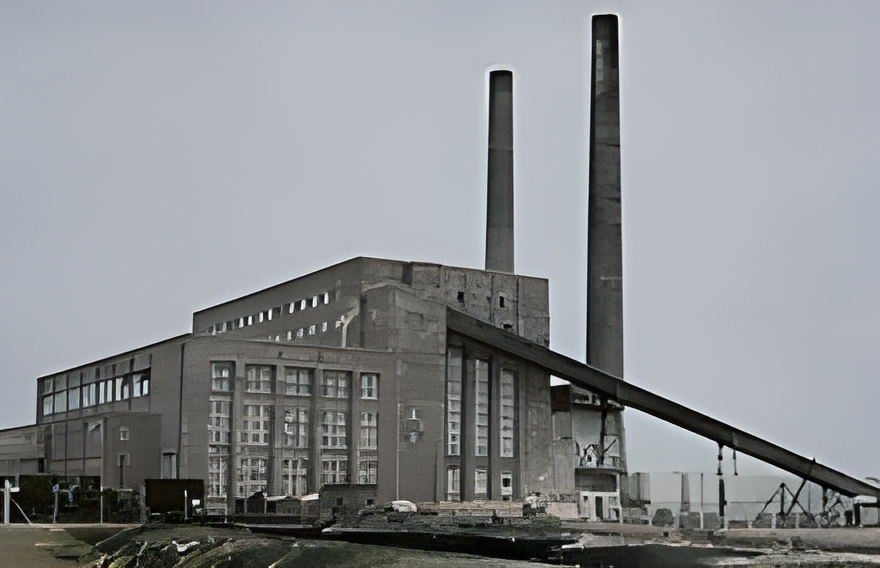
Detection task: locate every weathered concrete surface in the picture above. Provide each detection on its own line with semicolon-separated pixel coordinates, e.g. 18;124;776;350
485;70;514;274
0;524;129;567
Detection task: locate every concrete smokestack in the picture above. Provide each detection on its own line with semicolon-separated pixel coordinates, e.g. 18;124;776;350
587;16;623;378
485;70;514;273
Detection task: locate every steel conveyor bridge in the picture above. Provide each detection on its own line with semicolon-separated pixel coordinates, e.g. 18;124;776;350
447;308;878;498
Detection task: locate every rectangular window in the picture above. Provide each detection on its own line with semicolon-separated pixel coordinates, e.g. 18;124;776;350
42;378;54;395
284;408;309;448
68;387;81;410
208;455;228;498
474;359;489;457
238;457;267;497
132;372;150;397
321;371;350;399
475;468;488;497
284;367;312;396
246;365;273;393
321;411;347;448
54;374;67;392
360;412;378;449
82;383;96;407
360;373;379;399
321;456;348;485
446;347;462;456
209;399;231;445
212;362;233;391
42;395;53;416
282;456;309;495
241;405;270;445
447;466;460;501
501;472;513;498
357;458;378;484
500;369;515;458
54;392;67;413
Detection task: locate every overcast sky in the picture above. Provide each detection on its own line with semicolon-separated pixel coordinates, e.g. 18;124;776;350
3;1;879;480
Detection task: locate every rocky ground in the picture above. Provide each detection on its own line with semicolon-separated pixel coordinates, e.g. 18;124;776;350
5;522;880;567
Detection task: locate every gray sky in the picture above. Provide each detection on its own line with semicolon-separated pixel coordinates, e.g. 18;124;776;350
3;1;879;480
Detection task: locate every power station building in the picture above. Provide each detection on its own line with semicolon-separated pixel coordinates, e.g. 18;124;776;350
32;257;572;515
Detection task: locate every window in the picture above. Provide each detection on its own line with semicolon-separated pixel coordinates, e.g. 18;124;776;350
360;412;378;449
282;457;309;495
238;457;267;497
82;383;96;407
322;371;350;398
42;378;54;396
360;373;379;399
500;369;515;458
209;399;231;444
308;324;316;336
162;452;177;479
212;363;233;391
242;405;270;445
246;365;273;393
54;374;67;392
132;372;150;397
53;392;67;413
405;408;422;443
475;468;488;497
115;376;130;400
322;456;348;485
501;472;513;498
321;412;347;448
284;367;312;396
447;466;460;501
208;455;228;498
446;347;462;456
357;458;377;484
42;396;53;416
68;387;80;410
475;359;489;457
284;408;309;448
119;426;129;441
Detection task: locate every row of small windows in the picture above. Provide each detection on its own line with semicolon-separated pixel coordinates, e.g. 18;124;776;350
207;291;333;335
260;318;344;343
446;467;513;501
42;371;150;416
211;363;378;399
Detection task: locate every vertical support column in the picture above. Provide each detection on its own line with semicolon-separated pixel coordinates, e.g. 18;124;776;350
587;14;627;471
485;70;515;273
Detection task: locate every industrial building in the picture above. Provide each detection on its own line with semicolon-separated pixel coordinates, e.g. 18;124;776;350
29;257;562;515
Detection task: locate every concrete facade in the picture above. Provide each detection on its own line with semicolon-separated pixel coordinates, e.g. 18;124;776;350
30;257;556;515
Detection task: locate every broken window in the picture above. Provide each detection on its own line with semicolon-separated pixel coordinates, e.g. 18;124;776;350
474;468;488;497
360;373;379;399
284;367;312;396
321;371;350;399
475;359;490;457
321;455;348;485
132;372;150;397
246;365;273;393
242;405;270;445
238;457;267;496
209;399;230;445
500;369;516;458
446;466;460;501
360;412;378;449
446;347;462;456
308;324;316;336
282;456;309;495
284;408;309;448
321;411;347;448
357;458;377;484
208;455;228;498
82;383;96;407
501;472;513;498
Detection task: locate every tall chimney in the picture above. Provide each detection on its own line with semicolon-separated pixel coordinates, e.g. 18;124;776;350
485;70;514;273
587;16;623;377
